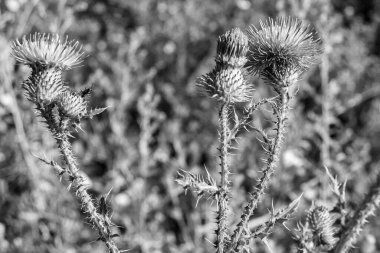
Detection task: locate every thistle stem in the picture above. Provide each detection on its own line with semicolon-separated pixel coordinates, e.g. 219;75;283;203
334;174;380;253
229;90;289;252
216;102;230;253
55;132;120;253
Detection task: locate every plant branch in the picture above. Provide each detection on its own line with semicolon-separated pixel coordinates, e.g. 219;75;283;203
60;134;120;252
37;104;121;253
216;102;231;253
336;85;380;117
250;194;302;240
227;98;275;145
228;90;290;252
334;173;380;253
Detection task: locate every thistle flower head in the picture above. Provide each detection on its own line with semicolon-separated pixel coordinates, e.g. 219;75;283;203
56;90;87;119
246;17;322;88
11;33;85;70
197;28;253;103
306;206;338;249
197;66;252;103
23;67;65;103
216;28;249;67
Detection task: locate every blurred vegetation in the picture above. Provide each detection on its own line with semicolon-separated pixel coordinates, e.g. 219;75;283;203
0;0;380;252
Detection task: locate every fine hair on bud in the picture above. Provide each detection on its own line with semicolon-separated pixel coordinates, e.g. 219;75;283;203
246;17;322;88
197;28;253;103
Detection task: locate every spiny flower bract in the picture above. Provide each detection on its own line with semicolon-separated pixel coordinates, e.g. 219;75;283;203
11;33;85;69
57;90;88;119
216;28;249;67
23;67;66;103
197;28;253;103
246;17;322;87
197;65;252;103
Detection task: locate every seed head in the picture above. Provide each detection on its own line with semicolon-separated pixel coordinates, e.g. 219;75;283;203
57;90;87;119
197;28;253;103
11;33;85;70
246;17;322;88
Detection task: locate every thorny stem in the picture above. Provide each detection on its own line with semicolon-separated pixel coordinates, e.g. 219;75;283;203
216;102;230;253
334;174;380;253
228;90;290;252
39;104;120;253
57;133;120;253
226;98;274;145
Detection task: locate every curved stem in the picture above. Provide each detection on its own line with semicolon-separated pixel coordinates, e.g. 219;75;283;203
229;91;289;252
216;102;230;253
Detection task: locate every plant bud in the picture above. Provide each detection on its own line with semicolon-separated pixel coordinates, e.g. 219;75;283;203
197;28;253;103
307;206;338;249
23;67;65;103
57;90;87;119
216;28;248;67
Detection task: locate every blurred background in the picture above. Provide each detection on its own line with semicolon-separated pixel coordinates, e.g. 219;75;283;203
1;0;380;252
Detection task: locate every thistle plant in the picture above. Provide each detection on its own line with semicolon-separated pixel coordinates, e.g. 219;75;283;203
229;17;321;252
11;33;120;253
177;17;322;253
196;28;253;253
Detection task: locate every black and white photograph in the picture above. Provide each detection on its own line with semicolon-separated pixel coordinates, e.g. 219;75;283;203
0;0;379;252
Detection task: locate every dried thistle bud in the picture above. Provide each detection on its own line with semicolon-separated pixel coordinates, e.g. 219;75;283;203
11;33;85;70
246;17;322;89
197;28;253;103
306;206;338;249
56;90;87;119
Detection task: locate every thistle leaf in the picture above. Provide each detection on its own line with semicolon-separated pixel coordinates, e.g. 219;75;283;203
86;107;108;119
